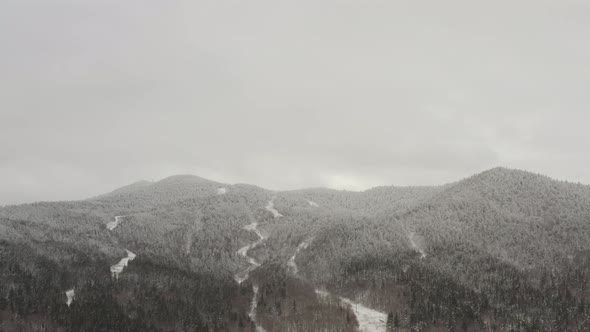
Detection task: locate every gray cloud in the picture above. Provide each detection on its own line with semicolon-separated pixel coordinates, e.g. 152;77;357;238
1;0;589;204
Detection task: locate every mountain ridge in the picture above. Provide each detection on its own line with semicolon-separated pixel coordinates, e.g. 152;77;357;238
2;166;590;331
94;166;586;202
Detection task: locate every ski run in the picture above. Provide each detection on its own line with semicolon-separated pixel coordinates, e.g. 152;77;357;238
235;222;267;331
110;249;137;279
265;199;283;218
106;215;123;231
291;240;387;332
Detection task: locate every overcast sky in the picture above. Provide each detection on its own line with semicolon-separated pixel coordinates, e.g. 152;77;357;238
1;0;589;205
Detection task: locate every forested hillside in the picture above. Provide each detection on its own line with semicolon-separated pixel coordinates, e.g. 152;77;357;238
1;168;590;331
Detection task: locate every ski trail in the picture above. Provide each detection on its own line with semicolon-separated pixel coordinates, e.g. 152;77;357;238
249;286;267;332
265;199;283;218
107;216;123;231
287;239;312;275
110;249;136;279
65;288;75;307
408;232;427;259
289;239;385;332
235;222;265;283
235;222;267;331
315;289;387;332
184;232;194;255
340;297;387;332
306;200;319;207
249;286;260;319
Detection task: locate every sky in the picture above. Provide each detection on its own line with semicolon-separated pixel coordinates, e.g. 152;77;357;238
1;0;589;205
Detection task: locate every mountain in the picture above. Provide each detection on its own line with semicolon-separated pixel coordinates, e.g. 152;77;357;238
89;175;228;210
1;168;590;331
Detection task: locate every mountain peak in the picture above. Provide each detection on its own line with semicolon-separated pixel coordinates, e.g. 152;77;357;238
471;167;544;183
156;174;216;185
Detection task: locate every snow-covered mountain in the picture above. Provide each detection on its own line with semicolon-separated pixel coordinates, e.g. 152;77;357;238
2;167;590;331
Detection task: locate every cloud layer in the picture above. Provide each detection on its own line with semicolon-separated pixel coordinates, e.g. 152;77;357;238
1;0;589;204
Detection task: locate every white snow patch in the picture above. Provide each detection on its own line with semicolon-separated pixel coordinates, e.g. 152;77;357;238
315;289;329;297
65;288;75;307
217;187;227;195
234;223;265;284
287;232;387;332
265;200;283;218
235;223;267;331
249;285;259;319
409;232;427;259
184;234;194;255
111;249;137;279
292;240;386;332
287;239;312;275
341;297;387;332
107;216;123;231
306;200;319;207
249;286;267;331
315;289;387;332
126;250;136;260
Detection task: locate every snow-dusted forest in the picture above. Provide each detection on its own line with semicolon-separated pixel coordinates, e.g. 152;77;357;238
2;168;590;331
